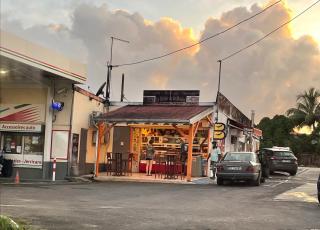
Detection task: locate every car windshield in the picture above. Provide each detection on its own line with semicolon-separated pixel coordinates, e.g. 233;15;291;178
223;152;254;162
274;151;294;157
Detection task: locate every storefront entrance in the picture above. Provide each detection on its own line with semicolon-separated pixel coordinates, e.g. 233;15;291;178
0;124;44;169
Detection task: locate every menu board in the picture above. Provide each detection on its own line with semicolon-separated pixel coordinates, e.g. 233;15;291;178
131;128;141;160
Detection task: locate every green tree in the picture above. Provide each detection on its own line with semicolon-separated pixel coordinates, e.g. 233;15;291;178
286;87;320;133
257;115;294;149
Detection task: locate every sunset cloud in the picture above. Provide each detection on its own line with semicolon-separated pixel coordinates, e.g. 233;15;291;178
1;1;319;121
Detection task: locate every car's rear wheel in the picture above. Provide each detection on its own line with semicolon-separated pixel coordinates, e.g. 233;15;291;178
217;177;223;186
289;170;297;176
253;172;261;186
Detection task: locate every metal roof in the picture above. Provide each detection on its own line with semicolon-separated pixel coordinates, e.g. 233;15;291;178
95;105;213;124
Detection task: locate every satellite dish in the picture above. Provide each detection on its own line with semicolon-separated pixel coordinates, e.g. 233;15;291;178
95;82;106;97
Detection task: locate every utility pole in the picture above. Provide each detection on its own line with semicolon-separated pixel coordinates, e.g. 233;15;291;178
105;36;129;106
215;60;222;122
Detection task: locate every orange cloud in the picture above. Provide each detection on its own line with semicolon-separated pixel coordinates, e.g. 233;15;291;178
150;73;169;89
155;17;199;55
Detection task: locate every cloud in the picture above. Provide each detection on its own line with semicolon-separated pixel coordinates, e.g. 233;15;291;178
1;1;319;121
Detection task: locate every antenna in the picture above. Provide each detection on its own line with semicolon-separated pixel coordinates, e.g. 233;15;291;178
96;82;106;97
120;73;125;102
105;36;130;106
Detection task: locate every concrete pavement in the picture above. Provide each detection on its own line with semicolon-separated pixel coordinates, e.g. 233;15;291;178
0;167;319;230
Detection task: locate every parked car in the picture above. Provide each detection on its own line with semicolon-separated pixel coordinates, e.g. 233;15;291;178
216;152;262;186
257;147;298;176
317;173;320;204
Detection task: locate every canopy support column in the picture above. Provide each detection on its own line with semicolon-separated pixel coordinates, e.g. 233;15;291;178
186;124;194;182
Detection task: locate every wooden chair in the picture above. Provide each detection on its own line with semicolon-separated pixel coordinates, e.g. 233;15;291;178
164;151;179;179
154;153;166;179
124;152;134;176
105;152;115;176
175;155;185;180
113;152;123;176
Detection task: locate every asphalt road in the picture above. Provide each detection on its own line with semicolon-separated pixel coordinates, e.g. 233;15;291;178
0;167;319;230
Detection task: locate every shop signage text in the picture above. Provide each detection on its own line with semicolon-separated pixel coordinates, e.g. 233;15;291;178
0;123;42;132
4;154;43;169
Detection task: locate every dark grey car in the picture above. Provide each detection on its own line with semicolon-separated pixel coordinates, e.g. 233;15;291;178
259;148;298;176
216;152;262;186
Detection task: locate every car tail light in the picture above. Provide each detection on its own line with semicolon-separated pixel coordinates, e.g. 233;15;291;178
270;156;278;160
246;166;255;173
217;165;224;172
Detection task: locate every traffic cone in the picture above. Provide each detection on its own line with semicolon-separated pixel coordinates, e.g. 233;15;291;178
15;170;20;184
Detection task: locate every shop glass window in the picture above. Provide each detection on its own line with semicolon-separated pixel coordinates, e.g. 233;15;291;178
3;133;23;154
23;135;44;155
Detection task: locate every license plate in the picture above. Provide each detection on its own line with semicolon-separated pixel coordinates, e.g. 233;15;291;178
228;167;241;170
282;160;291;163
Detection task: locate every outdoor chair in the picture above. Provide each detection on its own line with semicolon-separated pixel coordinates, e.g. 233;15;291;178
175;155;185;180
105;152;115;175
154;153;166;179
123;152;134;176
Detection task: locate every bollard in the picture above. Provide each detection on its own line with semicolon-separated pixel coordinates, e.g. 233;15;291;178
15;170;20;184
52;158;56;181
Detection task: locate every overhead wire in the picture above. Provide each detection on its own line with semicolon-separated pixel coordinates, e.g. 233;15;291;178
114;0;282;67
220;0;320;61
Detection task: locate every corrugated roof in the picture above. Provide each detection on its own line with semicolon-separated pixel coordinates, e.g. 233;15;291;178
95;105;213;124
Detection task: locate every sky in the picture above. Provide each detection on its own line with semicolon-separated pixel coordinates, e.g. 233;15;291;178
1;0;320;121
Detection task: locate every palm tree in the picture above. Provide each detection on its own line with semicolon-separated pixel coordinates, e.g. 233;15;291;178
286;87;320;133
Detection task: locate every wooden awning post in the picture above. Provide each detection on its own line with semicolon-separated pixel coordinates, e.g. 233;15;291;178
186;124;194;182
95;122;104;177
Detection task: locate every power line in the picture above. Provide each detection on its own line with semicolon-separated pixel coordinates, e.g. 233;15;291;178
221;0;320;61
114;0;282;67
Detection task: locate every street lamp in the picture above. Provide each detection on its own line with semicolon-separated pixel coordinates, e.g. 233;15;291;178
105;36;130;106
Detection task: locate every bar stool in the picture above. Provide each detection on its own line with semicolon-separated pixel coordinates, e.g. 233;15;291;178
105;152;115;176
175;156;185;180
114;152;123;176
165;152;178;179
154;153;166;179
124;153;133;176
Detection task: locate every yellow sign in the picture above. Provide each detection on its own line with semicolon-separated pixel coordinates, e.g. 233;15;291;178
213;122;226;140
214;123;225;131
213;131;226;140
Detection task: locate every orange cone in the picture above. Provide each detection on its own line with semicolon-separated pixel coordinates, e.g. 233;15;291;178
15;170;20;184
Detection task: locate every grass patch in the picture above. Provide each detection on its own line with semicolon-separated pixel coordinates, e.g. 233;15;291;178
0;215;33;230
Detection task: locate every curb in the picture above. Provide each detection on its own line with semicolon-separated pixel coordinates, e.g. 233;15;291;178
92;177;213;185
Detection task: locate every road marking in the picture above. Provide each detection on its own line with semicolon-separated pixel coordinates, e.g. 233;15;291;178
296;168;309;175
17;199;36;202
284;192;318;203
82;224;98;228
271;179;288;188
98;206;123;209
0;204;27;207
274;183;318;203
